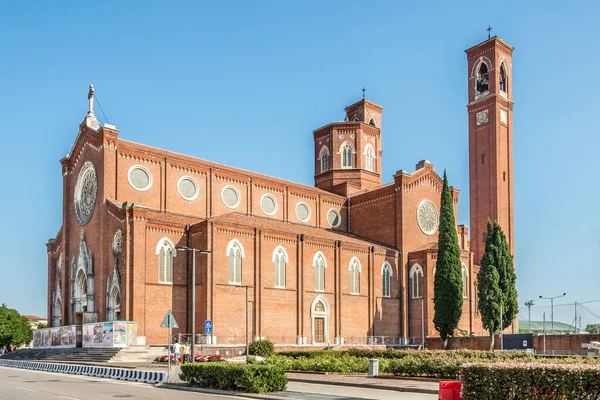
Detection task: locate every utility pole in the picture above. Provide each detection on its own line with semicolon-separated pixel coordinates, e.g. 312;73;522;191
543;312;546;354
524;300;535;333
500;302;503;351
176;246;211;363
539;293;566;335
575;302;577;334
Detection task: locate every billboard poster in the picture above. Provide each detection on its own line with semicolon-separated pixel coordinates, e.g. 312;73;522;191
83;325;95;347
51;328;61;346
43;329;51;348
61;326;75;347
83;312;98;324
102;323;114;345
113;322;127;347
33;330;42;347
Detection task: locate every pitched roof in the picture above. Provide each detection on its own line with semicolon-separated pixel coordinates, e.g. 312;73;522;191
22;315;46;322
409;242;439;253
207;213;396;251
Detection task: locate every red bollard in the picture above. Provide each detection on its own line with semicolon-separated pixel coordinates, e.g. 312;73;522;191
438;381;462;400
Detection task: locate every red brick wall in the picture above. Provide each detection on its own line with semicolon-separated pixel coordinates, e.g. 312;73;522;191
466;38;515;264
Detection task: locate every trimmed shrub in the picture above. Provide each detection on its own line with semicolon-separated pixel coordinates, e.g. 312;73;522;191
248;339;275;357
266;350;600;378
277;350;339;359
461;362;600;400
180;363;287;393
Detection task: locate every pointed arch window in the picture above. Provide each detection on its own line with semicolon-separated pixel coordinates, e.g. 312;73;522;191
157;238;175;284
349;258;361;295
369;117;377;127
462;263;469;298
476;63;489;94
227;240;244;285
410;264;423;299
364;144;375;172
381;262;392;298
319;146;330;173
313;252;327;292
341;142;353;168
273;247;287;288
499;63;507;93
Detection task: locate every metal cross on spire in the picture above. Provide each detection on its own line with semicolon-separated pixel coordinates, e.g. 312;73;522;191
487;25;492;39
362;87;366;99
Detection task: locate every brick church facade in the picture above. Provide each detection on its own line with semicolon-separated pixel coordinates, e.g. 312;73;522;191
46;36;515;346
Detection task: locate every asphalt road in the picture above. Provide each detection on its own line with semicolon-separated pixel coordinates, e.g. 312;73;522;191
0;366;436;400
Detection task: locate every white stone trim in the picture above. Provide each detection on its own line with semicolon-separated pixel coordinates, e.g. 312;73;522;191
155;237;176;255
177;175;199;201
462;263;469;299
260;193;278;216
271;245;289;263
410;263;424;299
326;208;341;228
226;239;246;258
381;261;393;276
310;295;330;345
295;201;312;223
221;185;241;209
127;164;153;192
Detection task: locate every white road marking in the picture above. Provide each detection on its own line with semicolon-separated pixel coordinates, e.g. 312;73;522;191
58;396;82;400
10;385;36;392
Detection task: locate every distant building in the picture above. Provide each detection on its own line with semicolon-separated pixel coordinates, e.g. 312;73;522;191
22;315;47;330
519;320;575;334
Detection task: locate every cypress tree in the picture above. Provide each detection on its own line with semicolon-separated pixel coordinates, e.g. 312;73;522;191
494;222;518;331
433;171;463;349
477;220;503;350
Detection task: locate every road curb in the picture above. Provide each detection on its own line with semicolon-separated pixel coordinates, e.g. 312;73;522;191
158;383;291;399
0;359;165;384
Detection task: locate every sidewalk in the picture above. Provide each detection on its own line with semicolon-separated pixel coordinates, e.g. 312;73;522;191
286;372;439;395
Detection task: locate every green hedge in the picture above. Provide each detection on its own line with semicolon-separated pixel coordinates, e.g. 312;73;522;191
258;353;372;373
179;363;287;393
268;350;600;378
248;340;275;357
461;362;600;400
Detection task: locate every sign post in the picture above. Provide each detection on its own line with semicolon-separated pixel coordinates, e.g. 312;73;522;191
161;310;179;382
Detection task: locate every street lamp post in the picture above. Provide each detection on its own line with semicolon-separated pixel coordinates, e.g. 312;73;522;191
524;300;535;333
234;285;252;363
176;246;211;363
539;293;566;335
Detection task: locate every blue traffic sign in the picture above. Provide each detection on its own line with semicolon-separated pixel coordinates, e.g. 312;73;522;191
205;320;213;335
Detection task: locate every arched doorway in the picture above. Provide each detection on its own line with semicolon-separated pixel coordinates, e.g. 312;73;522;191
107;285;121;321
311;295;330;345
74;269;88;313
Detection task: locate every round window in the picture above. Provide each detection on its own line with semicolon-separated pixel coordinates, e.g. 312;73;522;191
295;202;311;222
128;166;152;191
221;185;240;208
417;200;439;235
260;194;277;215
327;209;341;228
178;176;198;200
74;161;98;226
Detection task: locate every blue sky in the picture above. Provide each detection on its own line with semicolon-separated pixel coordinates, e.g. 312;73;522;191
1;1;599;329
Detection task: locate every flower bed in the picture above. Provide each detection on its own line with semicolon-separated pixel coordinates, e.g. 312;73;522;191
461;362;600;400
153;354;223;363
180;363;287;393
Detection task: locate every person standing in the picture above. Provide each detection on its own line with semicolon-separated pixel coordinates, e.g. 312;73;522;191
173;341;181;366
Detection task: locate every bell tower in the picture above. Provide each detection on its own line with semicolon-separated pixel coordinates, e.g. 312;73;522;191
313;98;383;196
466;36;515;263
